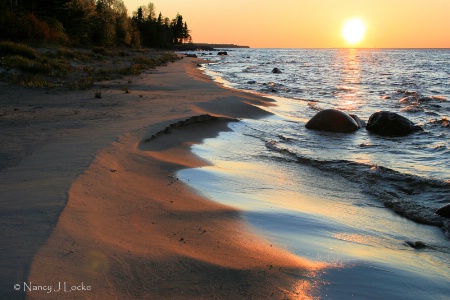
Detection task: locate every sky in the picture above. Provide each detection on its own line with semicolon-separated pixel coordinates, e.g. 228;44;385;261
123;0;450;48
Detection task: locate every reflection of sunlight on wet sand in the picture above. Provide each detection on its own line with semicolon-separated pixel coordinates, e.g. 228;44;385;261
205;159;362;221
178;132;450;298
186;157;449;273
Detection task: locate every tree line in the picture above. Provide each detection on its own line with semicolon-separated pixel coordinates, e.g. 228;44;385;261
0;0;192;48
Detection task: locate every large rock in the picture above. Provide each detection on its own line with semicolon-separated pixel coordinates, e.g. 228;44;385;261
366;111;423;136
305;109;361;133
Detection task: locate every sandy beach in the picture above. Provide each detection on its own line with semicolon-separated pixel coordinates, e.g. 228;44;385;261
0;55;324;299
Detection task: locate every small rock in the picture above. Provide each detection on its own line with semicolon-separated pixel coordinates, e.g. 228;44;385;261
272;68;282;74
406;241;427;249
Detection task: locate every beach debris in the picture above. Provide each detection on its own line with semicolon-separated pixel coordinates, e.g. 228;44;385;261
305;109;361;133
436;204;450;218
94;91;102;98
405;240;427;249
366;111;423;136
271;67;282;74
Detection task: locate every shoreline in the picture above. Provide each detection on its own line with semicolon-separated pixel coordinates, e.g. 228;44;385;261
1;56;324;298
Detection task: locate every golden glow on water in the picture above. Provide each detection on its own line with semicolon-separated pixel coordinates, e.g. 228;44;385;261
180;132;450;298
190;158;450;276
335;49;362;111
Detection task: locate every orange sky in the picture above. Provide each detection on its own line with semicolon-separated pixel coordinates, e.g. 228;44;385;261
123;0;450;48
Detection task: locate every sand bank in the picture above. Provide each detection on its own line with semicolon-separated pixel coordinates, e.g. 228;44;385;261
1;56;323;299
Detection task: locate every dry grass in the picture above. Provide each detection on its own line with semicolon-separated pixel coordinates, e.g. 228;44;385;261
0;42;180;89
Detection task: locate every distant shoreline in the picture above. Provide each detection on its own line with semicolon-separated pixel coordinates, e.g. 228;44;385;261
176;43;250;51
194;43;250;48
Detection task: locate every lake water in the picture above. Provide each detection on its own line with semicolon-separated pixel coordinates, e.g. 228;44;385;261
178;49;450;299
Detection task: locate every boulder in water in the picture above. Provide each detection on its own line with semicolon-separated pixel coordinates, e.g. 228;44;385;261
366;111;423;136
305;109;361;133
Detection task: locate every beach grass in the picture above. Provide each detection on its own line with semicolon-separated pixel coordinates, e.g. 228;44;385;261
0;41;180;89
0;41;38;59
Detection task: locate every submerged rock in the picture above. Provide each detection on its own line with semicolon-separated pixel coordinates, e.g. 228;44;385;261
272;68;282;74
366;111;423;136
436;204;450;218
218;51;228;55
305;109;361;133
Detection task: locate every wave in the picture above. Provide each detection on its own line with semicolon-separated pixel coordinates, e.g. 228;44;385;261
264;140;450;235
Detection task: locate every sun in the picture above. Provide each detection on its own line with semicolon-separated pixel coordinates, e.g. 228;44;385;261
342;18;366;45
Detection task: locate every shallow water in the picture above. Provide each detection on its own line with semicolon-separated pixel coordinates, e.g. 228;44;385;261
190;48;450;228
178;49;450;298
178;122;450;299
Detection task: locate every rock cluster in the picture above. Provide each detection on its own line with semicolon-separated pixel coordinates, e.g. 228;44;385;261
305;109;422;137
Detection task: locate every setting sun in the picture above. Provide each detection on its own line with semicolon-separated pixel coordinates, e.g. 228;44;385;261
342;18;366;45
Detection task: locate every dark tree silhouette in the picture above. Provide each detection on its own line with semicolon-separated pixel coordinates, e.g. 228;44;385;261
0;1;192;48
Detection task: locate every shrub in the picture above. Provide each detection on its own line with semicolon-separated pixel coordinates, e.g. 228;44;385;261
65;76;95;90
12;74;52;88
133;56;157;68
1;55;71;77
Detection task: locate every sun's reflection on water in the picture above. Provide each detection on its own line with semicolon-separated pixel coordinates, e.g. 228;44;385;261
334;49;363;112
